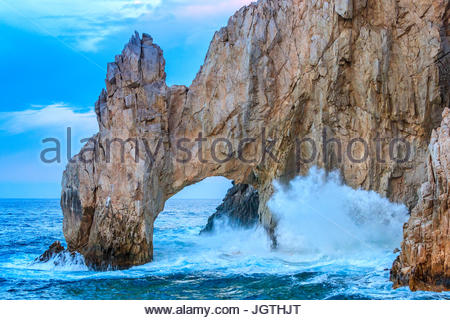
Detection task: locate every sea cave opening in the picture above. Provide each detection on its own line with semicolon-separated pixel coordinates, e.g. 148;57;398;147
152;177;233;262
150;176;268;271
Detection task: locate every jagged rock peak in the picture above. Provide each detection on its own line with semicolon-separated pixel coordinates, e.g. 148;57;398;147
107;31;166;93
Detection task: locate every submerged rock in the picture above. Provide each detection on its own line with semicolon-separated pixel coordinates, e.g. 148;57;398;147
201;183;259;234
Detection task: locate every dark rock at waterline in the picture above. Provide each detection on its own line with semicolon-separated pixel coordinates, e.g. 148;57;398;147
37;241;87;268
201;183;259;234
36;241;67;262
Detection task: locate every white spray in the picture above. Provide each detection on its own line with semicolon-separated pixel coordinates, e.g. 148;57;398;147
268;167;409;258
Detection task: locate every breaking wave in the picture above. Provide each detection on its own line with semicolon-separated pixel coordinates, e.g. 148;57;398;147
268;167;409;257
30;251;88;272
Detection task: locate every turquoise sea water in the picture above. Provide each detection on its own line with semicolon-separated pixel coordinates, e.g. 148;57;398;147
0;195;448;300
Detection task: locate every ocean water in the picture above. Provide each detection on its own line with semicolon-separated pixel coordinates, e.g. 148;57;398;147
0;170;449;300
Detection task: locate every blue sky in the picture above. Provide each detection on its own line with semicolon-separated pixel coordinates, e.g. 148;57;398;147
0;0;252;198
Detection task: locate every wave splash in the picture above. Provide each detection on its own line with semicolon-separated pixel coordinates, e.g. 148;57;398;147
268;167;409;257
31;251;88;272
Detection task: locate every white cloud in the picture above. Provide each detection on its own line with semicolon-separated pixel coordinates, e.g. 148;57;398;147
0;104;98;186
0;0;162;51
0;0;253;52
0;103;98;135
172;0;253;18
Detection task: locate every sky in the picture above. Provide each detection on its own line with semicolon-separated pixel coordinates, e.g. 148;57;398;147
0;0;253;199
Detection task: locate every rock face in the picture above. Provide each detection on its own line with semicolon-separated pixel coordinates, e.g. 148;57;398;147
335;0;353;19
391;108;449;291
61;0;449;283
200;183;259;234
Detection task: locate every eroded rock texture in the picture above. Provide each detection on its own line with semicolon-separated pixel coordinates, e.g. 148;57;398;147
61;0;449;287
391;108;449;292
200;183;259;234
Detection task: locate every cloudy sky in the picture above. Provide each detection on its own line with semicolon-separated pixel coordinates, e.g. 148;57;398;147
0;0;252;198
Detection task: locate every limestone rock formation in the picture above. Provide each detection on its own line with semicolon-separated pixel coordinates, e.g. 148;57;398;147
61;0;449;284
391;108;449;292
200;183;259;234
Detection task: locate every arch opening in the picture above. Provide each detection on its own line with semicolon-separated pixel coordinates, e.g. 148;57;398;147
151;177;266;269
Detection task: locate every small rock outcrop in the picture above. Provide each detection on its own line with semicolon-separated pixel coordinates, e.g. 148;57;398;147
391;108;449;292
36;241;85;267
201;183;259;233
37;241;66;263
60;0;449;291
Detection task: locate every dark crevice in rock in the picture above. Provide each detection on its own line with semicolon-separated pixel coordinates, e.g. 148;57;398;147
438;1;450;113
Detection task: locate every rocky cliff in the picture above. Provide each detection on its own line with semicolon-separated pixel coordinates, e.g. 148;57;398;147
391;108;449;291
61;0;449;291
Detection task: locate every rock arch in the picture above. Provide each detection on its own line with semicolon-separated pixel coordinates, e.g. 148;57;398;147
61;0;449;290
